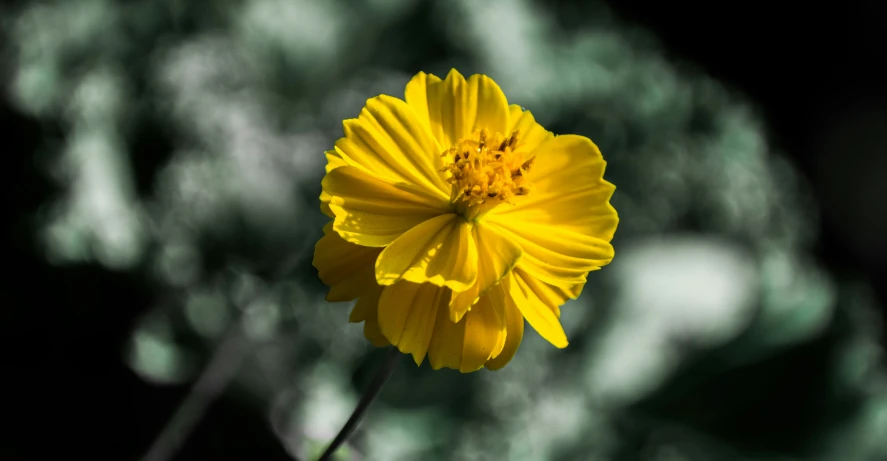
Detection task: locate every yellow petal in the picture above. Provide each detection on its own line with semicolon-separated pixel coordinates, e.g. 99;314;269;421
321;149;345;218
323;165;451;247
350;284;389;347
335;95;449;198
449;221;522;322
428;289;506;372
491;219;613;285
363;317;389;347
485;283;524;370
348;283;377;322
325;149;348;173
495;134;618;238
320;190;335;218
314;222;387;347
515;268;583;319
406;69;510;150
378;282;449;365
488;134;618;285
459;294;507;372
504;270;568;348
507;105;553;153
375;214;478;292
536;280;585;318
404;71;443;139
313;222;382;302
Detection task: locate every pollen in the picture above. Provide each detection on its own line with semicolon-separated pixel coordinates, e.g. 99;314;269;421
440;128;535;216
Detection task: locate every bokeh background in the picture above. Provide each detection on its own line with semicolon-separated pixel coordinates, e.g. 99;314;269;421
3;0;887;460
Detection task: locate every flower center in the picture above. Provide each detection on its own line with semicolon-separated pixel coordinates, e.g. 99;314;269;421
440;128;535;220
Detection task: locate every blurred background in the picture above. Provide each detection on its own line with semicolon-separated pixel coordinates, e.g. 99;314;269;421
3;0;886;460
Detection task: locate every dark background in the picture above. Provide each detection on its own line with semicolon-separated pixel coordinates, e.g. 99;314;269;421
609;0;887;292
3;0;885;460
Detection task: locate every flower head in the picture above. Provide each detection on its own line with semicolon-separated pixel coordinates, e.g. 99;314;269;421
314;69;618;372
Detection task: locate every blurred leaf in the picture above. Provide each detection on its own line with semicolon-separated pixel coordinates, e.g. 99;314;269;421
126;312;195;384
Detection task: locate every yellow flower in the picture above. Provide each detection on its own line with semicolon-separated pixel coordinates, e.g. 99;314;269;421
313;69;618;372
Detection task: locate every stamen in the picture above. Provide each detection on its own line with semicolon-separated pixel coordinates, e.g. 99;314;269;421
439;128;535;217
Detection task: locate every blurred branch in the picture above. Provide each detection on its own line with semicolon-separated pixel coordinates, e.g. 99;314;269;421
141;321;252;461
141;252;305;461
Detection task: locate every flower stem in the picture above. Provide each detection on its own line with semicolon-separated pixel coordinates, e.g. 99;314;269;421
316;347;401;461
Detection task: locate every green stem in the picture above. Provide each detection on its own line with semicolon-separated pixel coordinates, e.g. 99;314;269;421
316;347;401;461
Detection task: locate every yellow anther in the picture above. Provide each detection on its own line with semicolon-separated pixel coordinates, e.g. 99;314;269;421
440;128;535;219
